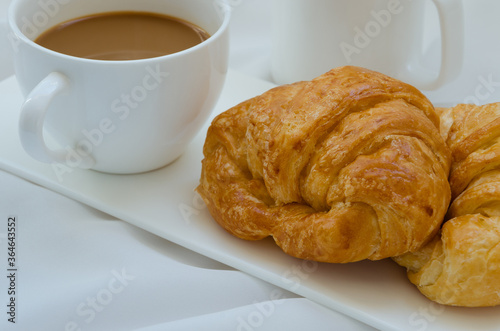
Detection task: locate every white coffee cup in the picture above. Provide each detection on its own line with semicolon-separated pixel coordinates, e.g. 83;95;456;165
8;0;230;175
271;0;464;90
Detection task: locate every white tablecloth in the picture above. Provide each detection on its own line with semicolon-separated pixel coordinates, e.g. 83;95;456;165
0;1;375;330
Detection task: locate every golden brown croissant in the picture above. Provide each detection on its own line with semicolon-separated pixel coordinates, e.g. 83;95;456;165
197;66;451;263
394;103;500;307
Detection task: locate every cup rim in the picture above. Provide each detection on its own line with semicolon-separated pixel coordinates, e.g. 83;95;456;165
8;0;232;64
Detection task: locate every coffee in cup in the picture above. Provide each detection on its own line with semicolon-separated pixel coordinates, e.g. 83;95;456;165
34;11;211;60
8;0;231;177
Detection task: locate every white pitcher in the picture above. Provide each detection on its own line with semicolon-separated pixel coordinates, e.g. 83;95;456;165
271;0;464;91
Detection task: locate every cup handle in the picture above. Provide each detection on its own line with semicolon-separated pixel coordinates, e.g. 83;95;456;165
18;72;95;169
405;0;464;90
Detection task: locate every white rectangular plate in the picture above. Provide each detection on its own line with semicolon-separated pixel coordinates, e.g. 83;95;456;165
1;71;499;331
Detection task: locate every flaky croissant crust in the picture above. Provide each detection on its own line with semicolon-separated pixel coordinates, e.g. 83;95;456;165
394;103;500;307
197;66;451;263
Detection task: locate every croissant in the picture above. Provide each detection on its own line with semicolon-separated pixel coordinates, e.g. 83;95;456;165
394;103;500;307
197;66;451;263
